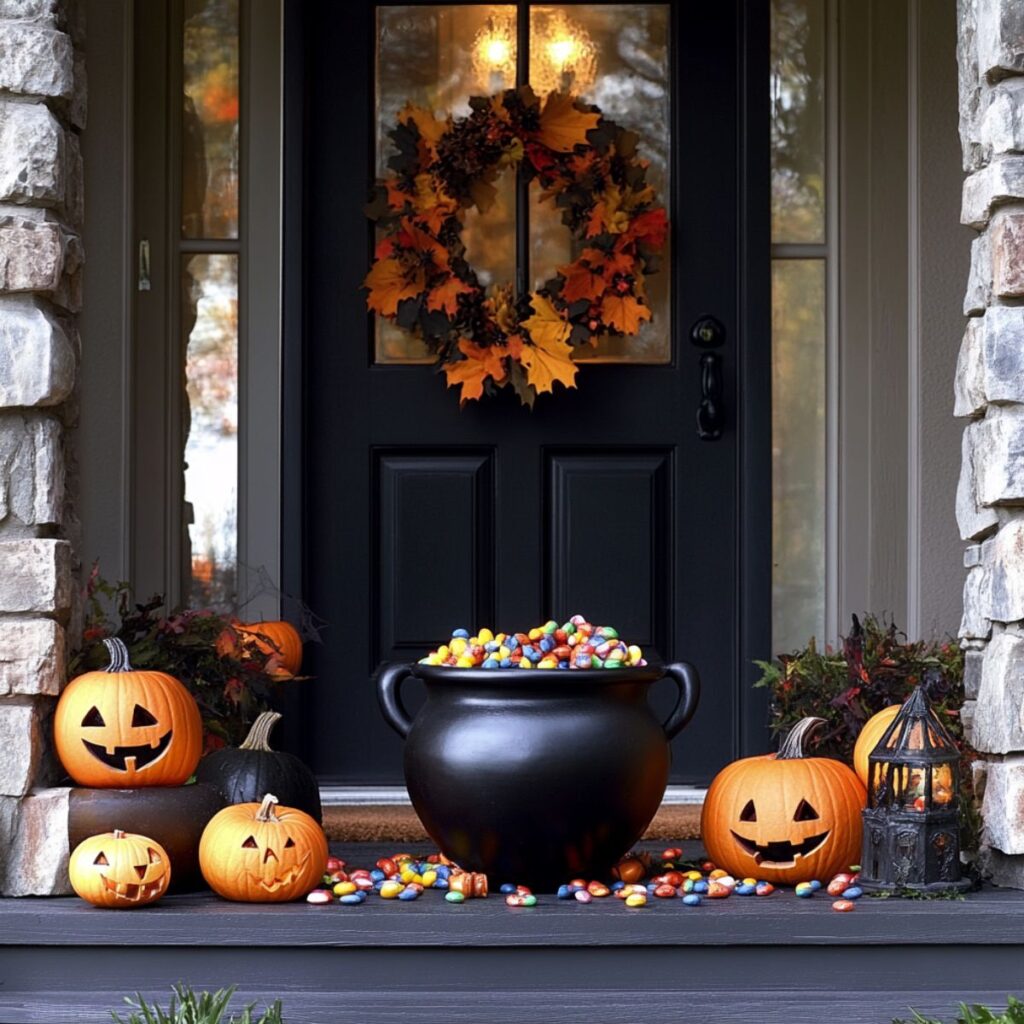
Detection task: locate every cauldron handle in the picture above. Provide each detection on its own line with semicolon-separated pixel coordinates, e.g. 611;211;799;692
376;662;415;739
661;661;701;740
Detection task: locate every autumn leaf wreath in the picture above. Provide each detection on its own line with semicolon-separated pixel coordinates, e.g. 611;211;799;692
363;86;668;407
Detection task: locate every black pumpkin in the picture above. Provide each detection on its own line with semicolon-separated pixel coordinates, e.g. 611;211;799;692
195;711;322;822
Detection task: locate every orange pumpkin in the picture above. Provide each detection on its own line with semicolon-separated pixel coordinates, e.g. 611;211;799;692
701;717;867;885
217;620;302;678
68;829;171;908
55;638;202;787
853;705;901;787
198;793;327;902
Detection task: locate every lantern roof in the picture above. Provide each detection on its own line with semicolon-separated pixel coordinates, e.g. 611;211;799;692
867;684;958;766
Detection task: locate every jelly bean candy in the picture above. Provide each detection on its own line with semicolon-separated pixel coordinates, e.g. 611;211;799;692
624;893;647;907
755;882;775;896
574;890;593;904
707;882;731;899
832;899;856;912
588;882;610;897
306;889;332;904
734;884;756;896
398;887;420;901
445;891;465;904
379;881;403;899
557;884;574;900
333;881;356;896
499;883;517;894
827;879;848;897
521;894;538;907
682;894;702;906
693;881;709;894
842;886;863;900
809;879;822;891
794;882;815;898
339;892;366;905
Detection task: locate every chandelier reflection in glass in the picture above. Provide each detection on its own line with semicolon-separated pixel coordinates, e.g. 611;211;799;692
471;8;598;96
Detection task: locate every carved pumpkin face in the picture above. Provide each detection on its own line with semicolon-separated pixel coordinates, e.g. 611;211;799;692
216;620;302;679
701;718;867;885
198;793;327;902
55;638;203;788
68;830;171;908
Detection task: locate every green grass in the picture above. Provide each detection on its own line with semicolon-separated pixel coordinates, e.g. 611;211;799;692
894;995;1024;1023
111;985;283;1024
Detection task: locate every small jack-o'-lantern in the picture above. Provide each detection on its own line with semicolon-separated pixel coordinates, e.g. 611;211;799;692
55;638;202;787
701;718;867;885
216;620;302;679
68;829;171;908
198;793;327;902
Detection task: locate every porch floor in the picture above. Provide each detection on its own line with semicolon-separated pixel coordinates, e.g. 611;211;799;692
3;842;1023;1024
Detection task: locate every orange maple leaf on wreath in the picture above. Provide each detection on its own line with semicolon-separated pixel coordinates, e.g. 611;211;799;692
536;92;601;153
521;293;571;348
397;219;450;271
364;258;426;318
443;338;510;403
600;294;652;334
559;260;606;304
398;104;448;158
580;247;635;279
427;275;475;316
520;335;578;396
619;207;669;250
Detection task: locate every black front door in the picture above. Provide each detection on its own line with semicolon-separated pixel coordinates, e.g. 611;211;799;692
285;0;770;786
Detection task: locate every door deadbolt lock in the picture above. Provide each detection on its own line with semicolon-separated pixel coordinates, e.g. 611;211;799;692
690;315;725;349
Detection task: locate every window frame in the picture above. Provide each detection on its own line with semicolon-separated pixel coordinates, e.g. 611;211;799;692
131;0;283;617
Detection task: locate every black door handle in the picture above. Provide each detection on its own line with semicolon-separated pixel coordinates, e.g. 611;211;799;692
696;352;724;441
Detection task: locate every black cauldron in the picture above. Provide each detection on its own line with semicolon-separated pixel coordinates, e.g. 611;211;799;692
376;658;699;889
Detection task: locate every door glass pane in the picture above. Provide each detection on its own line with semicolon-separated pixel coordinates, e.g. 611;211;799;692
375;5;517;363
771;258;825;652
182;0;240;239
183;254;238;609
530;4;671;363
770;0;825;244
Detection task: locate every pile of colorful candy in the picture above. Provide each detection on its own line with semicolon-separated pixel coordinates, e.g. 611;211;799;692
304;848;865;913
419;615;647;670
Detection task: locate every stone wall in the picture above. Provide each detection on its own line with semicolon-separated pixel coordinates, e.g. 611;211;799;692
0;0;82;895
956;0;1024;886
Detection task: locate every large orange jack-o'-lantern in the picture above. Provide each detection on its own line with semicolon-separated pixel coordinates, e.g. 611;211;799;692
68;829;171;908
55;638;202;787
701;717;867;885
198;793;327;902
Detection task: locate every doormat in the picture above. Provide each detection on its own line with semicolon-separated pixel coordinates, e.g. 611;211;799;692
322;804;702;844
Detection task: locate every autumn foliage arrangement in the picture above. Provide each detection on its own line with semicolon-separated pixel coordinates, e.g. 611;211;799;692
364;86;668;406
72;568;294;750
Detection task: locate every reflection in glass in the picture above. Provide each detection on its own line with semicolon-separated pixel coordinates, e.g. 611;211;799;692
530;4;671;363
183;254;238;609
375;5;517;362
770;0;825;244
771;259;825;652
183;0;239;239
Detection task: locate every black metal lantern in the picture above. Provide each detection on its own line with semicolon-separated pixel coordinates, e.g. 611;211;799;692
859;678;969;892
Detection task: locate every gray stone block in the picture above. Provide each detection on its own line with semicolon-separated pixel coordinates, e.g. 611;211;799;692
975;407;1024;505
0;701;42;797
956;422;1000;540
980;844;1024;888
0;22;73;100
954;316;986;417
961;559;993;641
0;410;63;526
964;647;984;698
984;519;1024;623
992;211;1024;296
981;78;1024;155
0;102;63;208
0;296;74;408
1;786;70;896
958;0;985;171
0;0;61;21
0;537;71;614
962;697;977;746
962;157;1024;227
981;754;1024;855
964;231;992;315
976;0;1024;81
0;217;65;294
973;631;1024;752
983;305;1024;404
0;618;63;696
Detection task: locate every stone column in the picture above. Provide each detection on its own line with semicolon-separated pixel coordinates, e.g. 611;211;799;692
956;0;1024;886
0;0;83;895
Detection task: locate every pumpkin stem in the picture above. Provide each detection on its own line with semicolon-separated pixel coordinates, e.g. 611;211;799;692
102;637;133;673
239;711;282;752
112;829;126;839
777;717;826;760
255;793;280;822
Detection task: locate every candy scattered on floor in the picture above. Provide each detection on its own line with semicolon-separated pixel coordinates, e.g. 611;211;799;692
419;616;647;670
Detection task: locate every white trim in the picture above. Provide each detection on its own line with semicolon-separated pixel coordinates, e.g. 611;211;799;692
319;785;707;807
